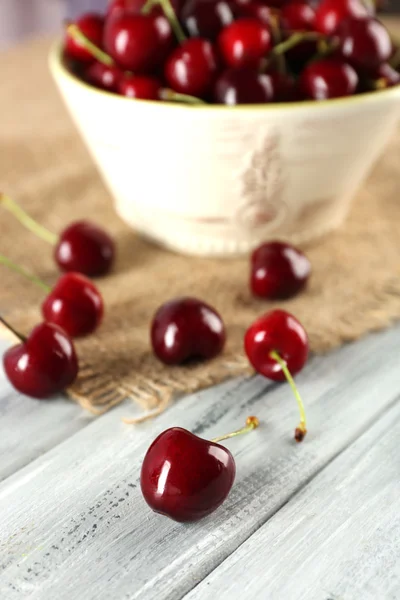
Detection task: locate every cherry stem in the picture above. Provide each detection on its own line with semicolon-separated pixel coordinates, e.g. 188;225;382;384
0;316;26;343
0;254;51;293
270;14;286;75
160;89;206;104
0;194;57;246
212;416;259;444
142;0;186;44
66;24;115;66
269;350;307;442
272;32;321;56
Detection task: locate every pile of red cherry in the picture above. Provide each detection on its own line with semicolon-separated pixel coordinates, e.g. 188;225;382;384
63;0;399;104
1;195;313;522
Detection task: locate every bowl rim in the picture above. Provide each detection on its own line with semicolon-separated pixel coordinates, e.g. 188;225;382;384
49;40;400;113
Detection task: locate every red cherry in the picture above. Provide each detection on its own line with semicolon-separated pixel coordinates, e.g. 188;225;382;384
55;221;115;277
42;273;104;338
218;18;272;69
214;68;274;104
165;39;218;97
300;58;359;99
119;74;161;100
244;309;309;382
251;241;311;299
314;0;370;35
281;2;316;31
151;297;226;365
107;0;183;18
235;0;272;25
64;13;105;63
85;62;123;92
181;0;236;40
372;62;400;87
337;17;392;71
141;427;236;522
104;13;167;72
3;322;78;399
267;70;297;101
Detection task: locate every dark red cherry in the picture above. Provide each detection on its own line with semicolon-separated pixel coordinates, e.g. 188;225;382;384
281;1;316;31
104;13;167;72
3;322;79;399
42;273;104;338
218;18;272;69
214;68;274;104
251;241;311;299
337;17;392;70
372;62;400;87
165;39;218;97
85;62;123;92
300;58;358;99
64;13;105;63
151;297;226;365
55;221;115;277
267;71;297;101
181;0;236;40
119;74;161;99
314;0;370;35
244;309;309;382
141;427;235;522
235;0;272;25
107;0;183;18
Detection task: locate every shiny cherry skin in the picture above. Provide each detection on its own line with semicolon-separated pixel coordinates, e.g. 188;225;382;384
104;14;169;72
218;18;271;69
107;0;182;18
141;427;236;522
251;241;311;299
55;221;115;277
181;0;236;40
300;58;358;99
119;74;161;100
372;63;400;87
314;0;371;35
214;68;274;104
151;297;226;365
64;13;104;63
235;0;272;25
85;62;122;93
337;17;392;71
3;323;79;399
42;273;104;338
165;39;218;97
281;1;316;31
244;309;309;382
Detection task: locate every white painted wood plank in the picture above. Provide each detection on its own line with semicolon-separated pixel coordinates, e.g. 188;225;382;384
0;340;92;482
185;396;400;600
0;326;399;600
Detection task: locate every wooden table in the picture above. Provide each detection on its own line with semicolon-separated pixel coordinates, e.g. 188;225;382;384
1;322;400;599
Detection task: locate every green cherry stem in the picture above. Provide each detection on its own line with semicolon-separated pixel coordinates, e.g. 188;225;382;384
66;24;115;66
272;32;321;56
143;0;187;43
270;14;286;75
212;416;260;444
0;194;57;246
0;316;26;343
269;350;307;442
160;89;207;104
0;254;51;293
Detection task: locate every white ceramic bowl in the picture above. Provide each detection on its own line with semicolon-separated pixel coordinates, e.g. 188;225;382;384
49;43;400;256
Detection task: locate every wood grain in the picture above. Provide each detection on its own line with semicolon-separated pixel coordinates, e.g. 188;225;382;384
0;326;399;600
185;399;400;600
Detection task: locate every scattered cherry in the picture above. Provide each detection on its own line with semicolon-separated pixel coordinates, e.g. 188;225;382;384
141;416;259;521
300;58;359;100
165;38;218;97
314;0;371;36
337;17;392;70
85;61;123;92
281;2;316;32
151;297;226;365
244;309;308;382
181;0;236;40
119;74;161;99
2;319;78;399
42;273;104;338
218;18;271;69
214;67;274;104
64;13;105;63
251;241;311;299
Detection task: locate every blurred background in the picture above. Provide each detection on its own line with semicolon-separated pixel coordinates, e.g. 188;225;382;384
0;0;398;50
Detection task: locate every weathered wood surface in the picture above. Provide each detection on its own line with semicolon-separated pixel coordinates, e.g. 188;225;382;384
0;326;399;599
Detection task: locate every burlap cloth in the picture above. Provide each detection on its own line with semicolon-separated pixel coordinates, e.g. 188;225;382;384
1;32;400;418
